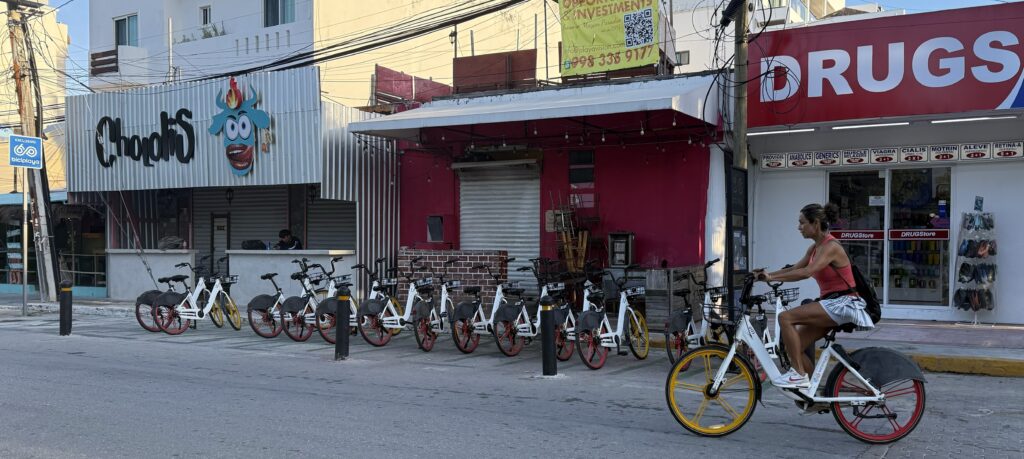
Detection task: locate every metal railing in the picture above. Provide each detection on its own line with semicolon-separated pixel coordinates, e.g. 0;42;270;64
59;253;107;288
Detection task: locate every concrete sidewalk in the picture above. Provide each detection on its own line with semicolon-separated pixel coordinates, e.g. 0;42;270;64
1;294;1022;377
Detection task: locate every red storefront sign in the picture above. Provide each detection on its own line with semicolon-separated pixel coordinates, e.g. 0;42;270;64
830;230;884;240
749;3;1024;127
888;229;950;240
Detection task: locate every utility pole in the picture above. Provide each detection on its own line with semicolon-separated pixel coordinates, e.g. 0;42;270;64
720;0;749;319
7;0;59;302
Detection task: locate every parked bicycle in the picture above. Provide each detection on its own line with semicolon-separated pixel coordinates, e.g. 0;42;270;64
353;256;405;346
664;258;727;364
448;257;515;354
153;258;242;334
135;276;179;333
281;258;353;342
665;274;926;443
410;258;464;352
247;259;319;338
575;264;650;369
490;257;575;360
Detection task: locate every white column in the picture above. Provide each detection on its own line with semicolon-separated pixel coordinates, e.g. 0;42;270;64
705;144;727;287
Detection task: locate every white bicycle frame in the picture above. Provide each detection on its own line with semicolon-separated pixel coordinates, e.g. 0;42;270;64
381;277;429;330
512;282;577;338
710;314;884;404
596;287;643;348
424;279;458;334
470;281;508;333
176;276;237;321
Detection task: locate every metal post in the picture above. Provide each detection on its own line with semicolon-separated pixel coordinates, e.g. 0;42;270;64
21;168;28;316
59;279;72;335
539;296;556;376
335;288;351;360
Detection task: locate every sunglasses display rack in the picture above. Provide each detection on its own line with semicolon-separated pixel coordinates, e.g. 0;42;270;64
954;211;997;325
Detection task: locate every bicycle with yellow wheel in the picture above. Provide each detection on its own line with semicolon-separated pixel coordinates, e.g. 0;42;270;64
575;264;649;370
665;274;927;443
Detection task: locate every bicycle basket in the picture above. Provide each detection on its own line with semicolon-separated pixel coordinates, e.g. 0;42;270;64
332;274;352;284
505;281;521;288
701;286;728;302
379;278;398;287
220;275;239;284
624;286;646;297
414;277;434;288
701;287;734;325
307;273;326;285
766;287;800;305
445;280;462;289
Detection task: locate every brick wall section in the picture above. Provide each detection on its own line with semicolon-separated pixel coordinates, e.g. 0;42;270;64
396;249;509;305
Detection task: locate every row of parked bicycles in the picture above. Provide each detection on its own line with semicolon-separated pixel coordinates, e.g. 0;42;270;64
132;254;656;370
133;253;927;444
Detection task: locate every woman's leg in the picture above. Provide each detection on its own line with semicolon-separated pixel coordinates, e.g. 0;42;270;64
778;302;837;375
795;324;830;373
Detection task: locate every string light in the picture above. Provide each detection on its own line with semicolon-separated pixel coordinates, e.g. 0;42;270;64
565;130;569;141
601;131;606;142
640;122;645;136
533;125;538;135
672;115;677;127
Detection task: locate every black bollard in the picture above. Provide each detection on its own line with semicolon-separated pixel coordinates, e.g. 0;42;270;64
335;287;351;360
59;280;73;336
539;295;557;376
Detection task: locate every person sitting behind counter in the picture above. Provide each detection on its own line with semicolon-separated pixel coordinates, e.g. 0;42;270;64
275;229;303;250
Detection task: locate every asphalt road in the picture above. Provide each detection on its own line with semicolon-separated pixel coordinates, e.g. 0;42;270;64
0;314;1021;458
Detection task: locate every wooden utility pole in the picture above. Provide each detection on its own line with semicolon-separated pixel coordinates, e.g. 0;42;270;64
720;0;749;317
7;0;58;302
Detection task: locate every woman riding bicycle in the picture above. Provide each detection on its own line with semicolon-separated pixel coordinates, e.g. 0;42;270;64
754;203;873;389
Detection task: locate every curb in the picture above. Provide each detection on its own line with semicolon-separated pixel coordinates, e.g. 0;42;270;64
649;335;1024;378
0;303;133;318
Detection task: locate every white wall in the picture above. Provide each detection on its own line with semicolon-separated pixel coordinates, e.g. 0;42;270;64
749;166;826;303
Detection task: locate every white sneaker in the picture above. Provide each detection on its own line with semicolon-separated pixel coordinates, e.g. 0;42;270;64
772;368;810;388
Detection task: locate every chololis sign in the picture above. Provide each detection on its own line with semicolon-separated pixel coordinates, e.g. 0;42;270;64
749;3;1024;127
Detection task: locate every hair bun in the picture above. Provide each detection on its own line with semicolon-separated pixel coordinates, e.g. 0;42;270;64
823;202;840;225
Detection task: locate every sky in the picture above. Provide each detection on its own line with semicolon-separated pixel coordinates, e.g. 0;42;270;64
51;0;1024;93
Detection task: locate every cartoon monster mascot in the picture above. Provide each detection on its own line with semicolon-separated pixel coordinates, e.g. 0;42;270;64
209;77;271;176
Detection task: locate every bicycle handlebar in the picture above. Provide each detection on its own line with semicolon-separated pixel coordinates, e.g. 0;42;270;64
705;258;721;268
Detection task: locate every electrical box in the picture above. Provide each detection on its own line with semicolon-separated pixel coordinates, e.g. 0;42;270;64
608;232;635;267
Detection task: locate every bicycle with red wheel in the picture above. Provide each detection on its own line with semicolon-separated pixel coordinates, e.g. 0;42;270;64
665;274;927;443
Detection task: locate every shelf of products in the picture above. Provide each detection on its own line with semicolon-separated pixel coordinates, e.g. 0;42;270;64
954;211;997;313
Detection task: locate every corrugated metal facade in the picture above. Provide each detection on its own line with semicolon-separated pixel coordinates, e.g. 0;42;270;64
105;190;191;250
307;198;356;249
458;166;540;287
66;67;323;192
321;101;399;294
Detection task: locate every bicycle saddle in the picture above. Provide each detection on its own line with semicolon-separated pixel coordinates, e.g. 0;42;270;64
261;273;278;280
463;286;482;295
505;288;525;297
157;276;170;283
170;274;189;282
673;288;691;297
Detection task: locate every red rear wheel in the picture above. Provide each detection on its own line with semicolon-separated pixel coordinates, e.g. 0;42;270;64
492;320;524;357
452;318;480;354
576;328;608;370
358;314;392;347
135;301;160;332
413;317;436;352
316;311;337;344
828;367;926;444
555;325;574;361
665;331;689;367
155;305;190;335
282;311;314;342
248;308;282;338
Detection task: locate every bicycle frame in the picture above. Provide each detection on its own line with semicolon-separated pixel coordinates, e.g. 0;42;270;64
710;315;884;404
512;282;576;338
381;276;427;330
176;277;236;321
596;289;641;348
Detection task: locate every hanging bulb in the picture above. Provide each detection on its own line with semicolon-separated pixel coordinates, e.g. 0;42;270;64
640;123;645;136
688;137;692;145
601;131;606;142
502;137;507;147
470;141;475;149
621;141;626;150
672;115;677;127
533;125;538;136
565;131;569;140
441;134;446;141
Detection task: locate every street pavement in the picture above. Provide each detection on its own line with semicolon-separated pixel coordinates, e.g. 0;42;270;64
0;314;1021;458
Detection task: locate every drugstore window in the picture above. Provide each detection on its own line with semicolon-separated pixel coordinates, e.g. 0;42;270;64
829;167;952;307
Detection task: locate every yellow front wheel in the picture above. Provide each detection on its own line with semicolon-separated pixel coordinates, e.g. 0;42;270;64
209;298;225;328
665;345;757;437
626;309;649;360
388;299;404;336
223;295;242;330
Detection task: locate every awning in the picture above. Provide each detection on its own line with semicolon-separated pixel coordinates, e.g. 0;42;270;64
349;75;718;141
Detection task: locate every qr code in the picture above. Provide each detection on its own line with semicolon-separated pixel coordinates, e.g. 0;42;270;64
624;8;654;49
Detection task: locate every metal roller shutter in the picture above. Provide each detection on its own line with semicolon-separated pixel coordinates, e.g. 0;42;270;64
193;187;289;266
307;199;357;250
459;166;540;288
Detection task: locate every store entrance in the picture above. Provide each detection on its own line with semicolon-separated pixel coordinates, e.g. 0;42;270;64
829;168;951;307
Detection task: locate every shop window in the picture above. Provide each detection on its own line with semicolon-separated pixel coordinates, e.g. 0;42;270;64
427;216;444;242
888;168;951;306
675;50;690;66
201;6;211;26
829;171;886;290
114;14;138;47
569;150;594;189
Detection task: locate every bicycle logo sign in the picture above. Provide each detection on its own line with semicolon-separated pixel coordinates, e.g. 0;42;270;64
8;134;43;169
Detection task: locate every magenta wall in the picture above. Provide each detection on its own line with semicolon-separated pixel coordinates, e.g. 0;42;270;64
398;150;459;250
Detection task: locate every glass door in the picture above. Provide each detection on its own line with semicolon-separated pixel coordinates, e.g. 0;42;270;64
828;171;885;290
887;168;951;306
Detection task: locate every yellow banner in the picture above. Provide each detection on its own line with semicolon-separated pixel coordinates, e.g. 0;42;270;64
560;0;661;77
